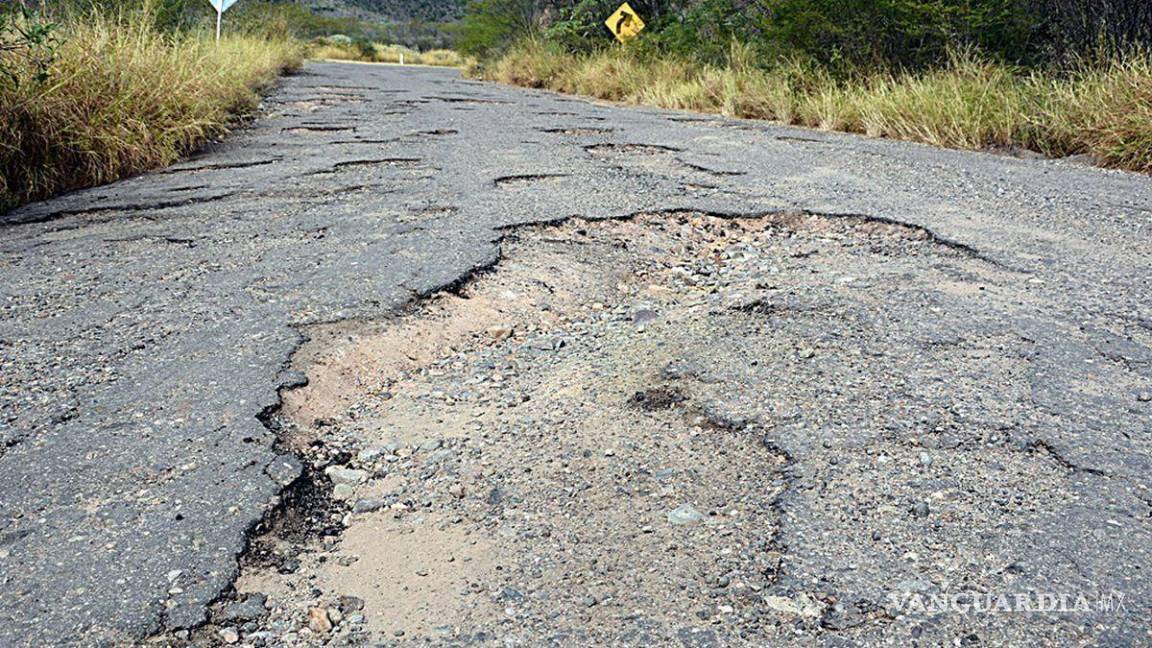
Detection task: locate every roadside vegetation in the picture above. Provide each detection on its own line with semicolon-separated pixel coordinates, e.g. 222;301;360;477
0;0;302;212
460;0;1152;172
228;1;464;65
310;36;465;67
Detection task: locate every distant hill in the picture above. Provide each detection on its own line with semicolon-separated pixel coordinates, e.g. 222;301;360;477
302;0;466;24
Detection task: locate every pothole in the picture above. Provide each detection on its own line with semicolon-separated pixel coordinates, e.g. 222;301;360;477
585;143;684;156
311;159;430;178
156;159;279;175
584;144;750;186
206;209;1056;645
428;96;511;105
630;386;689;411
407;129;459;138
537;127;616;136
331;158;423;171
281;97;368;113
678;160;745;177
493;173;570;189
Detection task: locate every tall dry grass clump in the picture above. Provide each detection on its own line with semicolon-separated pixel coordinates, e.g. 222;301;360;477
0;9;302;211
831;53;1035;150
478;41;1152;173
487;39;572;88
1032;52;1152;171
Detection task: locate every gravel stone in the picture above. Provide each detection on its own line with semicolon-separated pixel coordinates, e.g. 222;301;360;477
667;504;705;525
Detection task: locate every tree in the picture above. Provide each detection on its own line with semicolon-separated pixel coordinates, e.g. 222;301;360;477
1033;0;1152;58
456;0;543;56
1;1;59;87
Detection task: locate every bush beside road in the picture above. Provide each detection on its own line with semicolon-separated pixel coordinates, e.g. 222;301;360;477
0;3;302;212
476;40;1152;173
309;36;465;67
460;1;1152;173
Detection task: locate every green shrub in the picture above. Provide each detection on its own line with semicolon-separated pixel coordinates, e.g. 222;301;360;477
456;0;541;57
0;1;61;86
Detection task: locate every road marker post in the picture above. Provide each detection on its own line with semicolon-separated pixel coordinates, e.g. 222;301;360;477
208;0;241;42
605;2;646;43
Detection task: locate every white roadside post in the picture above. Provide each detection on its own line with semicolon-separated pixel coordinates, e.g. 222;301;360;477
209;0;241;42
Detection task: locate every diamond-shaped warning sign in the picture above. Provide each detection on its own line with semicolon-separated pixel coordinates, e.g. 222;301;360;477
605;3;645;43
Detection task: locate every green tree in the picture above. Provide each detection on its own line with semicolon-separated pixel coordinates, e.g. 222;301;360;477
1;0;60;87
456;0;541;57
755;0;1039;69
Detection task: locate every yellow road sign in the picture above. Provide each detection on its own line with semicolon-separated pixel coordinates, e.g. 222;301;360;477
605;3;645;43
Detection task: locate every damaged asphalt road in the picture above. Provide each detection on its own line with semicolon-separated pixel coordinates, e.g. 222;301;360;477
0;61;1149;645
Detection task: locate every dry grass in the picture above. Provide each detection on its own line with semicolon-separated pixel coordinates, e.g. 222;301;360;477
1031;55;1152;171
0;12;302;211
481;40;1152;172
310;40;465;68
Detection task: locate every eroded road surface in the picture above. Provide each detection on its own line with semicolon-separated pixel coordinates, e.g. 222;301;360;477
1;62;1150;646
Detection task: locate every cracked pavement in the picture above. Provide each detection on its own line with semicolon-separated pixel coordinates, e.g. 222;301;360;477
0;61;1150;645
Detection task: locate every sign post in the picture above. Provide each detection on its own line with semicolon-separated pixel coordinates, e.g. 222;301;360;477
605;2;645;43
208;0;240;42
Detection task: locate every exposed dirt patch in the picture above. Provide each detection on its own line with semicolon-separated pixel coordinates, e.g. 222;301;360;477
630;386;689;411
318;513;497;637
211;209;1101;641
279;97;368;114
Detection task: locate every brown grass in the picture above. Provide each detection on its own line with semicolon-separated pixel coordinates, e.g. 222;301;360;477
0;11;302;211
310;40;466;68
479;40;1152;172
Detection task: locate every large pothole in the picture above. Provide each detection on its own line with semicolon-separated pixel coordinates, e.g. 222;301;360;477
191;210;1125;646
